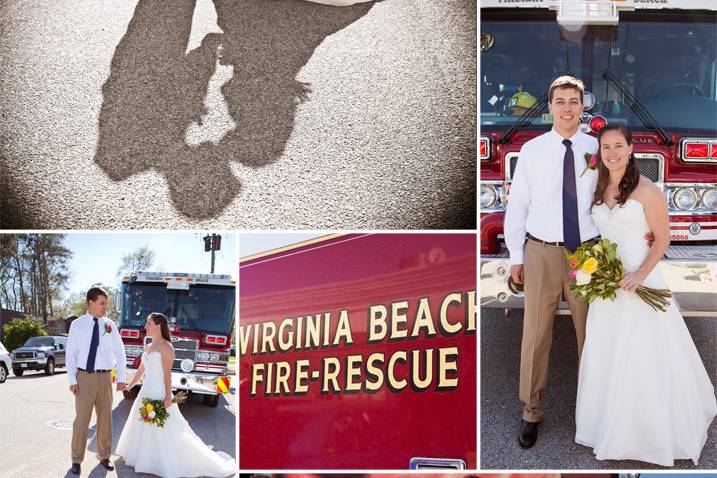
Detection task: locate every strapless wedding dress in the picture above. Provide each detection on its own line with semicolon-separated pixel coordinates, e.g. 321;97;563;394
116;351;235;477
575;198;717;466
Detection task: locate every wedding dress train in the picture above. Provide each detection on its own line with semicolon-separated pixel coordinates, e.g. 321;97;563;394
116;351;235;477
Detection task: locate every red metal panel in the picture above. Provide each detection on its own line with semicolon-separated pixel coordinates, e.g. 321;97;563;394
239;233;477;469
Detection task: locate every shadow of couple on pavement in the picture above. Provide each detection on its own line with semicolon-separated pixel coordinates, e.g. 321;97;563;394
95;0;377;219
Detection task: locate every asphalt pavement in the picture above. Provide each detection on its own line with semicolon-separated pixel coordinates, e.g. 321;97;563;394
0;0;476;229
0;370;236;477
480;308;717;470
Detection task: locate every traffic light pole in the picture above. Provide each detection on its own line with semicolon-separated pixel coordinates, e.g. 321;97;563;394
203;233;221;274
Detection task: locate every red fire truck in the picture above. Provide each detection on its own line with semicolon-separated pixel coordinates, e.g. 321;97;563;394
239;233;477;469
480;0;717;312
118;271;235;407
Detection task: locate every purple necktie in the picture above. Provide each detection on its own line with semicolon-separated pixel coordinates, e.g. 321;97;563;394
86;318;99;372
562;139;581;252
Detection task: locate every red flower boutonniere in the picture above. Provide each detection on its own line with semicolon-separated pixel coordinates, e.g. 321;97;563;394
580;153;598;177
103;323;113;336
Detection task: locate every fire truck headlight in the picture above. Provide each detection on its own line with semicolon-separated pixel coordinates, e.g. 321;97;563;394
180;359;194;373
674;188;698;211
480;184;498;209
702;188;717;211
197;352;210;362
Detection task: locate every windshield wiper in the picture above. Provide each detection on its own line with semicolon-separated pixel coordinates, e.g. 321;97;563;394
602;69;672;145
500;92;549;145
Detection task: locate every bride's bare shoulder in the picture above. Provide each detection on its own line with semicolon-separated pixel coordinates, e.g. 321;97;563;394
158;340;175;358
634;175;660;196
633;175;665;208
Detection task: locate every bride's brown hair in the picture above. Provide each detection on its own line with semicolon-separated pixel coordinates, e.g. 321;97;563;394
148;312;171;341
591;123;640;211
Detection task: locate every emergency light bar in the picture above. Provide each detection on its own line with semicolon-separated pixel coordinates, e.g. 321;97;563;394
480;137;490;160
121;329;140;339
681;138;717;162
205;335;228;346
557;1;619;26
124;271;235;286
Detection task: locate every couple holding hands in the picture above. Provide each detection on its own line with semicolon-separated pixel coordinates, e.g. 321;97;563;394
66;287;234;477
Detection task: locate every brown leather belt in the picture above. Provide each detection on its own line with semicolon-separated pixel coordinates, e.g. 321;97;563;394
526;233;599;247
526;233;563;247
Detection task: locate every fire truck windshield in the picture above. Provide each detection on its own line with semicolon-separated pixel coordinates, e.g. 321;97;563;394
481;10;717;134
119;282;235;335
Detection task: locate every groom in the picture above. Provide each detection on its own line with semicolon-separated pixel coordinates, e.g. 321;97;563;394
504;76;598;448
66;287;127;475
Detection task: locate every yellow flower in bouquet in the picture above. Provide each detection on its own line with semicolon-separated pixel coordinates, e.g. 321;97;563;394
581;257;598;274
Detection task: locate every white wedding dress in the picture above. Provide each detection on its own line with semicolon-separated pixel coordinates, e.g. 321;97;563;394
575;198;717;466
116;351;235;477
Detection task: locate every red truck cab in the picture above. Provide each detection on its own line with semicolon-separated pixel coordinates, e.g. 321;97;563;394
118;271;235;407
479;1;717;313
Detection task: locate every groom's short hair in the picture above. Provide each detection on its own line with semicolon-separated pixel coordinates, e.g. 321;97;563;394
86;287;109;303
548;75;584;103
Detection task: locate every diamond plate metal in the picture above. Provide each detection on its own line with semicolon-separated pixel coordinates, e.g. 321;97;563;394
665;244;717;260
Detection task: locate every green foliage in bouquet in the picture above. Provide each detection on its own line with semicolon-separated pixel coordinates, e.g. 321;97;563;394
564;238;671;312
138;391;188;427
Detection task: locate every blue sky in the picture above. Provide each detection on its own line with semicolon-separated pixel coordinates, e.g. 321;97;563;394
62;232;236;297
240;233;326;257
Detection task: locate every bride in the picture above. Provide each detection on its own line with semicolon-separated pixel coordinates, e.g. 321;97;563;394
116;313;235;478
575;124;717;466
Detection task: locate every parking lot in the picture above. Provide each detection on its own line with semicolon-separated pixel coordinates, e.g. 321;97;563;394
480;308;717;470
0;370;236;477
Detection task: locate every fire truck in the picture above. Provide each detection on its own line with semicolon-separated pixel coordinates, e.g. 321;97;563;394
118;271;236;407
480;0;717;313
239;233;477;469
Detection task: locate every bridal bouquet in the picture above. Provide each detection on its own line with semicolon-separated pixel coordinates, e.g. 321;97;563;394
138;391;188;427
565;238;671;312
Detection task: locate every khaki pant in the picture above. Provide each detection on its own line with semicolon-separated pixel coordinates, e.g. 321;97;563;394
519;239;588;423
71;370;113;463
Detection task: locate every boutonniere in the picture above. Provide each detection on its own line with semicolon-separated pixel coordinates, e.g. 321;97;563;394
580;153;598;177
103;323;113;336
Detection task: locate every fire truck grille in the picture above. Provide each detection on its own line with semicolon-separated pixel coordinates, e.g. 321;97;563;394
15;352;35;359
172;338;198;371
508;154;661;182
635;156;660;182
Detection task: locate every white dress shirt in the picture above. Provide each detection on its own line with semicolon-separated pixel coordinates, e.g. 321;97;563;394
66;313;127;386
504;128;599;265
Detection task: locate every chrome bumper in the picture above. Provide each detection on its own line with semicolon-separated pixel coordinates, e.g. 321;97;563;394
170;371;223;395
11;358;48;367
